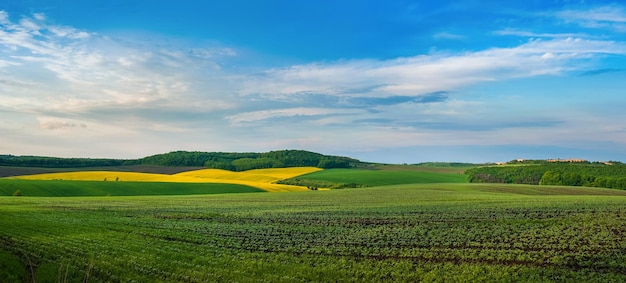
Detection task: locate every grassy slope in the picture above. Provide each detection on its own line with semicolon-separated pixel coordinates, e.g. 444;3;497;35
0;165;204;177
0;179;263;196
292;168;468;186
1;183;625;282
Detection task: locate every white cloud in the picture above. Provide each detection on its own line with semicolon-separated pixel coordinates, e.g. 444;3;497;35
433;32;465;40
32;13;46;21
189;47;237;59
0;59;19;68
38;118;87;130
48;26;90;39
494;28;592;39
226;107;361;124
0;11;236;120
559;6;626;23
0;11;8;23
557;6;626;31
239;37;626;99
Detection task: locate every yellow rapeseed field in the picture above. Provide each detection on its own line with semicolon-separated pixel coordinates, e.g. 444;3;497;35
14;171;195;182
11;167;323;192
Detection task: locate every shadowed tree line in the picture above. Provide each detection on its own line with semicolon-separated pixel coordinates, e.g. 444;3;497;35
466;161;626;190
141;150;357;170
0;150;359;171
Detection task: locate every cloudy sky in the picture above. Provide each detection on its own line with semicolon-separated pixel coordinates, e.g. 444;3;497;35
1;1;625;163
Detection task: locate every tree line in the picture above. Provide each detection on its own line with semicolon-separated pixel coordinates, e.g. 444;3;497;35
145;150;357;171
0;150;360;171
465;161;626;190
0;155;131;167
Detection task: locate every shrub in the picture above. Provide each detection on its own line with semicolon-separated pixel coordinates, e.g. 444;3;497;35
12;190;22;197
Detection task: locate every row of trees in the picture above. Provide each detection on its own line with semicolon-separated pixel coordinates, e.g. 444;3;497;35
466;162;626;190
141;150;358;171
0;150;360;171
0;155;131;167
466;166;546;184
538;171;626;189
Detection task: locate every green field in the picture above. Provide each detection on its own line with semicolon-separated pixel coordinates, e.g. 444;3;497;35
2;183;626;282
0;165;205;178
0;179;263;197
286;168;468;187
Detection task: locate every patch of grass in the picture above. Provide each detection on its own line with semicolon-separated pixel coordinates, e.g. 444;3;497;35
0;250;27;283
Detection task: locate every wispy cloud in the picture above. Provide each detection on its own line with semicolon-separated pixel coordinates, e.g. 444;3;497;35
557;5;626;31
349;91;448;107
226;107;362;124
240;37;626;99
0;11;237;128
433;32;465;40
494;28;592;39
38;118;87;130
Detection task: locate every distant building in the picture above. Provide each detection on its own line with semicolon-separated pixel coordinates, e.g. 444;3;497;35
546;158;587;163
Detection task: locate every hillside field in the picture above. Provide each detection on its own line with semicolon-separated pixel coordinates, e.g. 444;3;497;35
0;179;263;197
1;166;466;194
3;167;323;193
1;183;626;282
300;168;468;185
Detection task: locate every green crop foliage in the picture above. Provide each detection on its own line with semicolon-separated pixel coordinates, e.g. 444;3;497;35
0;251;27;282
285;168;468;187
0;179;263;197
1;183;625;281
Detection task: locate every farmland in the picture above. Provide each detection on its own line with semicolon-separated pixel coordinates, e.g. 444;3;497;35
284;167;467;187
4;167;322;193
1;182;626;282
0;179;263;197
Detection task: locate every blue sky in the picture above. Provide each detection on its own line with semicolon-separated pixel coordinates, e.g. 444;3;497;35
1;1;625;163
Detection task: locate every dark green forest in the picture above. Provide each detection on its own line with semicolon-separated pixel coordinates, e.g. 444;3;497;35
0;150;359;171
466;161;626;190
142;150;357;170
